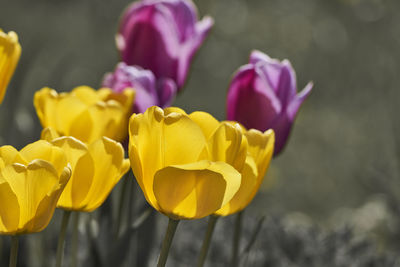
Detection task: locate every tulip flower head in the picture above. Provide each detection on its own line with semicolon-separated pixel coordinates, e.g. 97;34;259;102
103;62;177;113
41;128;130;212
0;141;71;235
0;29;21;104
227;50;312;156
129;106;274;219
34;86;135;144
117;0;214;89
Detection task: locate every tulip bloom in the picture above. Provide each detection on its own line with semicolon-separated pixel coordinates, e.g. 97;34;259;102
41;128;130;212
227;50;313;155
34;86;134;144
103;62;177;113
117;0;213;89
129;106;243;220
0;141;71;234
0;29;21;104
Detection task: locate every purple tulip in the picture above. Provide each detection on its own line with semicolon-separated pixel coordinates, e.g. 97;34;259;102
227;51;313;156
116;0;213;89
103;62;177;113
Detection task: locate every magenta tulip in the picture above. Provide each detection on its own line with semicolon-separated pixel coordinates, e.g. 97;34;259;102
116;0;213;89
103;62;177;113
227;50;313;156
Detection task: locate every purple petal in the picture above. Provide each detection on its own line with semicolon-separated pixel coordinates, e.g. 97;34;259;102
226;65;281;132
157;78;178;108
102;63;159;113
268;113;292;156
287;81;313;120
118;3;179;80
177;16;214;88
158;0;198;41
249;50;273;65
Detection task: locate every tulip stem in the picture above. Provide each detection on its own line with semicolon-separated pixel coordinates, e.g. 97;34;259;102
115;175;129;238
157;218;180;267
71;212;80;267
56;210;71;267
9;235;18;267
196;215;219;267
231;211;243;267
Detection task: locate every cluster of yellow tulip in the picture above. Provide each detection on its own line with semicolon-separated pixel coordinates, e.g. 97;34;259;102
0;29;275;267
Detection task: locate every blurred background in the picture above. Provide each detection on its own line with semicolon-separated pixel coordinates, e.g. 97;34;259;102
1;0;400;266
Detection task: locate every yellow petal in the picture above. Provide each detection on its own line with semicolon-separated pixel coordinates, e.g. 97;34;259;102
245;129;275;180
23;164;71;233
34;88;61;129
0;175;20;234
1;160;70;234
41;127;60;141
129;106;208;208
153;160;241;220
50;136;92;210
242;129;275;208
215;155;258;216
19;140;67;175
71;86;104;105
208;122;247;172
189;111;220;140
78;137;129;212
0;145;26;166
164;107;187;115
0;30;21;104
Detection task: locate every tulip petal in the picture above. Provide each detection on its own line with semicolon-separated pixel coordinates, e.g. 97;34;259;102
80;137;129;212
189;111;220;140
0;176;19;234
208;122;247;172
287;81;313;121
157;78;177;108
245;129;274;189
50;136;93;210
24;166;71;233
226;66;281;132
215;155;258;216
177;15;213;87
0;30;21;104
1;160;69;233
41;127;60;141
129;106;207;208
19;140;68;175
0;145;26;166
153;160;241;219
34;88;62;130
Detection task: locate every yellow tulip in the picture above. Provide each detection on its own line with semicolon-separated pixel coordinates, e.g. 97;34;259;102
41;128;130;212
159;109;275;216
34;86;135;144
0;29;21;104
0;142;71;235
129;106;244;220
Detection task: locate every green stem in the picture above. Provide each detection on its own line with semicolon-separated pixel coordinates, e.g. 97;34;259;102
115;176;129;238
9;235;18;267
157;218;180;267
231;211;243;267
196;215;219;267
56;210;71;267
71;212;80;267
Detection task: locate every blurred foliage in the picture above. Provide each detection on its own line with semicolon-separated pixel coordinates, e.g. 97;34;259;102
1;0;400;266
